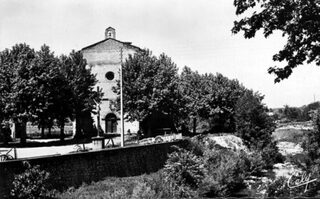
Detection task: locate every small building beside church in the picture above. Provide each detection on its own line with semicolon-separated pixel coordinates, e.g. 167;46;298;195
81;27;141;134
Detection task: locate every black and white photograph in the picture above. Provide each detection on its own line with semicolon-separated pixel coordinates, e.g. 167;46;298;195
0;0;320;198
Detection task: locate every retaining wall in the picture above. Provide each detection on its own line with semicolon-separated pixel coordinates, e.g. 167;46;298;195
0;140;185;198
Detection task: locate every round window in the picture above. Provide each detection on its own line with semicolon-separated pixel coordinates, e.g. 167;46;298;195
105;71;115;80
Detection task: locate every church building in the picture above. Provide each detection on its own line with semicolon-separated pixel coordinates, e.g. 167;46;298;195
81;27;141;134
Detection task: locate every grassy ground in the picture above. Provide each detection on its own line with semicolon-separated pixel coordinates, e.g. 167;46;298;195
272;123;311;144
54;172;165;199
26;124;73;139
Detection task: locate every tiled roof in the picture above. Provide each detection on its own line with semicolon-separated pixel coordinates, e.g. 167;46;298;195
81;38;141;51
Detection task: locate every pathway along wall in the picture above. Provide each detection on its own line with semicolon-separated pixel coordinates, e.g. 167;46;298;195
0;140;185;198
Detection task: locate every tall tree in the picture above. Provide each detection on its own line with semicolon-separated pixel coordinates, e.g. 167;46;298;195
61;50;99;139
232;0;320;82
179;67;247;133
234;90;275;149
30;45;59;138
199;73;245;132
1;44;36;143
179;66;204;133
114;49;183;128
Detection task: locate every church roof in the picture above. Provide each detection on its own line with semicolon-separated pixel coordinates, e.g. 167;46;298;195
81;38;142;51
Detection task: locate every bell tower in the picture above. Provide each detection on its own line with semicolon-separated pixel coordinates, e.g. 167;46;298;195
105;27;116;39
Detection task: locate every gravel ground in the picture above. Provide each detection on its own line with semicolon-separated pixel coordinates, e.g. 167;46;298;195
0;136;123;159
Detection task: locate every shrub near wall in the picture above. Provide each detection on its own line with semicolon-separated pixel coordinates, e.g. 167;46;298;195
0;140;185;198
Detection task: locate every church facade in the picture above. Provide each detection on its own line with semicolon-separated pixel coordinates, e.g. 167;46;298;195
82;27;140;134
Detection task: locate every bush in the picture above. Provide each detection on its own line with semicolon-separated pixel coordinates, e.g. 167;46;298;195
302;109;320;162
260;141;284;169
55;171;178;199
241;150;265;177
200;149;248;197
177;136;269;197
163;146;204;198
131;182;156;199
265;176;291;197
10;161;50;199
234;90;275;149
265;172;320;198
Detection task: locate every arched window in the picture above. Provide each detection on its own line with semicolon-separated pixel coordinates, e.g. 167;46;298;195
105;113;117;133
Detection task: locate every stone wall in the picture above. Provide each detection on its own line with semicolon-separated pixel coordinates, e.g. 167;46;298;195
0;140;185;198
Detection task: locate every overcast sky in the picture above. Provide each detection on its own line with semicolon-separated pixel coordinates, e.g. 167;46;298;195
1;0;320;108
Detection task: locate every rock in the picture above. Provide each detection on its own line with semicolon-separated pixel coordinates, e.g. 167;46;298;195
206;134;248;152
277;141;303;156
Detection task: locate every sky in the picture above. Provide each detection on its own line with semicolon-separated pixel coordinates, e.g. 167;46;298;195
1;0;320;108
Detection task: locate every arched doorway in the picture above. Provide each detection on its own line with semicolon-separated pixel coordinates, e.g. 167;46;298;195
105;113;118;133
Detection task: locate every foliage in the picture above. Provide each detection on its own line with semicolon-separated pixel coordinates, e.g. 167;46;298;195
260;141;285;169
235;90;283;166
200;73;245;132
113;49;182;126
234;90;275;149
10;162;50;199
0;43;36;143
0;44;99;141
178;66;207;131
174;137;269;197
273;102;320;122
29;45;59;137
265;176;291;197
56;172;177;199
302;109;320;162
131;182;157;199
117;55;247;133
242;150;266;177
233;0;320;82
302;102;320;120
265;172;320;198
163;146;204;198
200;148;248;197
58;51;99;138
283;105;303;121
179;66;246;133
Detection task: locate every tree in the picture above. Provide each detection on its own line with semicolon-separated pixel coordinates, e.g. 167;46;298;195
283;105;302;121
30;45;59;138
0;44;37;143
179;69;245;133
200;73;245;132
232;0;320;82
234;90;283;167
114;49;183;131
60;50;99;139
234;90;275;148
179;66;205;133
0;49;14;123
0;44;99;142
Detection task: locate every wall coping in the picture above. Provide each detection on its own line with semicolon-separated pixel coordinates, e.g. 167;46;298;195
0;140;184;164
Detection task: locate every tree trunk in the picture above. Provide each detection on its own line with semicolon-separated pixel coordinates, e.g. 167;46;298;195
74;115;83;139
60;122;65;141
0;128;6;145
41;126;45;138
48;127;51;137
193;117;197;134
17;120;27;145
